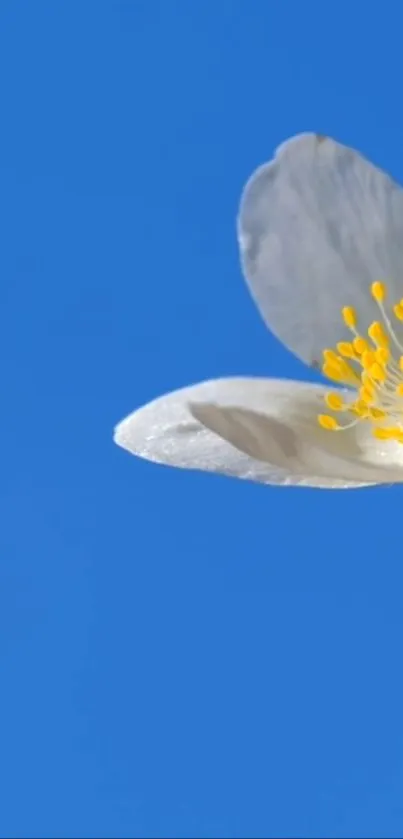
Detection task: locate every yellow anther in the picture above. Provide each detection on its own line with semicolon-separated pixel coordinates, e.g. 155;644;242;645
342;306;357;329
353;336;369;355
324;392;344;411
323;348;346;366
375;346;390;365
322;363;345;383
393;303;403;322
322;352;360;384
338;359;361;383
318;414;340;430
336;341;355;358
361;350;376;369
368;321;389;347
318;281;403;445
373;426;403;443
370;362;386;382
361;372;375;391
368;407;386;419
351;400;369;418
359;386;374;405
373;427;393;440
371;281;387;303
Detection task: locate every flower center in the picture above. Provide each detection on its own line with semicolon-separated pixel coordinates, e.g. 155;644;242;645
317;281;403;444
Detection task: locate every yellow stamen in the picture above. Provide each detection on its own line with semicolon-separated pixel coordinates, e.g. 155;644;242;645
342;306;357;329
371;281;386;302
393;303;403;322
318;414;340;430
373;426;403;443
339;361;360;384
319;281;403;442
324;392;344;411
359;385;374;405
369;362;386;382
361;350;376;370
322;353;360;384
322;363;345;383
322;349;340;365
375;346;390;365
368;407;386;419
373;427;392;440
351;400;369;418
368;321;389;347
336;341;355;358
353;336;369;355
361;373;375;392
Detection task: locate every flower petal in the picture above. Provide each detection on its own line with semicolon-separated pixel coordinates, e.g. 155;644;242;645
238;133;403;367
114;377;401;488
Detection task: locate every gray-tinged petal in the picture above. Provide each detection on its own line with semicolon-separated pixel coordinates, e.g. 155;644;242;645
114;378;403;488
238;133;403;366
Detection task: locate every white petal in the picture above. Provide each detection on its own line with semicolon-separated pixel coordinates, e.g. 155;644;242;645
238;133;403;366
114;377;403;488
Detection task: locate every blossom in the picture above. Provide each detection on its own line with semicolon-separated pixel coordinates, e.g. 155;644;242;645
114;133;403;489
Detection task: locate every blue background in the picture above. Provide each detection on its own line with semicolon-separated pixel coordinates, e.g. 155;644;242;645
1;2;403;837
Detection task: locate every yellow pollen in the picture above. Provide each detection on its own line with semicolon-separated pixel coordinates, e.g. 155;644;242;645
368;321;389;347
322;363;345;383
361;350;376;370
351;400;369;418
369;362;386;382
353;336;369;355
342;306;357;329
338;360;360;383
361;372;375;391
322;349;340;365
318;414;340;430
324;392;344;411
373;427;388;440
373;427;392;440
359;385;374;405
371;281;386;302
336;341;355;358
322;351;360;384
368;407;386;419
394;303;403;322
319;281;403;440
375;346;390;365
373;426;403;443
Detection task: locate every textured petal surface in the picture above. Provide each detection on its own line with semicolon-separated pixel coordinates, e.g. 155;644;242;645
114;377;403;488
238;133;403;366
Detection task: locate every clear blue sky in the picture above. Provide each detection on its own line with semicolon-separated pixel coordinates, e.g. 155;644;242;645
1;2;403;837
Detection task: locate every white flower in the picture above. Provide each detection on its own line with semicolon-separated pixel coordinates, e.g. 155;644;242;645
114;133;403;489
